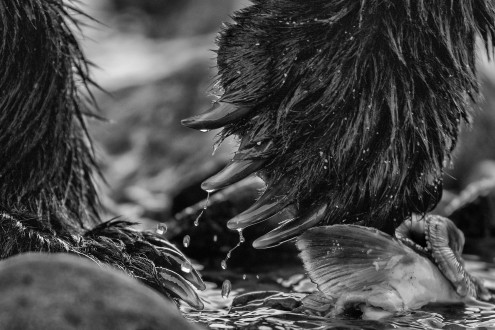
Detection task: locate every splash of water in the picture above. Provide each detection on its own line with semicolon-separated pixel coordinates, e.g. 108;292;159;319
221;279;232;299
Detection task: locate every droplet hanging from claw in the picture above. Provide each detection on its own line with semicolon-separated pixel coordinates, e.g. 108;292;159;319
220;229;245;270
181;262;193;274
193;192;210;227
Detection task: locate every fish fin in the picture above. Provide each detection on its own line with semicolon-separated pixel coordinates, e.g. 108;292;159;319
296;225;412;300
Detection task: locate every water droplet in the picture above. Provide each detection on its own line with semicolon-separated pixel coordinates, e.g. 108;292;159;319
213;235;218;242
221;280;232;298
238;230;245;243
199;129;209;133
243;274;247;280
194;210;203;227
256;275;260;279
203;193;210;210
183;235;191;248
221;260;227;270
181;262;192;273
156;224;167;235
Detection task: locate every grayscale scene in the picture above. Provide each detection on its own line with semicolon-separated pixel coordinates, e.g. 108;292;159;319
1;1;495;329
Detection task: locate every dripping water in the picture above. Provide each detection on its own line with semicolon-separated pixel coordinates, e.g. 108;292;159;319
220;229;244;270
194;192;210;227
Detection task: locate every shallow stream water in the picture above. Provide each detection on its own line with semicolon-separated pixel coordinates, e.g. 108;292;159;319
182;256;495;329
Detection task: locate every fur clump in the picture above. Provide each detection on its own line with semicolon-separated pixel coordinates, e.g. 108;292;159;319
0;0;99;229
185;0;495;246
0;0;203;308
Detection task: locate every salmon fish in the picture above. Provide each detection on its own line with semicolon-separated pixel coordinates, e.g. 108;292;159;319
296;225;493;320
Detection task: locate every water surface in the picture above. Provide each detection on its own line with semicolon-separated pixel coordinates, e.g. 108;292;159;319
183;257;495;329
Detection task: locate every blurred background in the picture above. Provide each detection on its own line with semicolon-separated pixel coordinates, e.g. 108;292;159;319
80;0;247;227
76;0;495;264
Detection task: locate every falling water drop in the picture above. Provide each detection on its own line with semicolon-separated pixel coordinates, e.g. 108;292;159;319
204;192;210;209
194;193;210;227
243;274;247;280
221;280;232;299
183;235;191;248
194;210;203;227
213;235;218;242
156;224;167;235
221;260;227;270
181;262;192;273
238;230;245;243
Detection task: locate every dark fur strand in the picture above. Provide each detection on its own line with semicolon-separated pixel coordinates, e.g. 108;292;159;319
209;1;495;241
0;0;204;308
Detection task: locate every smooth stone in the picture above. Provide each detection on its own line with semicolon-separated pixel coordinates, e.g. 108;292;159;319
0;253;202;330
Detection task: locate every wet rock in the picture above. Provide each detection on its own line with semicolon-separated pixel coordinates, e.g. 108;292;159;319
0;253;202;330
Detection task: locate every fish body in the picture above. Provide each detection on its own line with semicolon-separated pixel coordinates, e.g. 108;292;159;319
296;225;489;319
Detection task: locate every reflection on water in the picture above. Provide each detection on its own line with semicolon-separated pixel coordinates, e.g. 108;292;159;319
182;258;495;330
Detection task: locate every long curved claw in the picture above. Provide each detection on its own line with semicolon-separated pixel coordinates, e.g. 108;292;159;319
155;246;206;291
159;268;204;310
201;159;265;192
253;204;327;249
201;141;272;192
139;232;205;290
227;181;291;230
181;102;252;130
